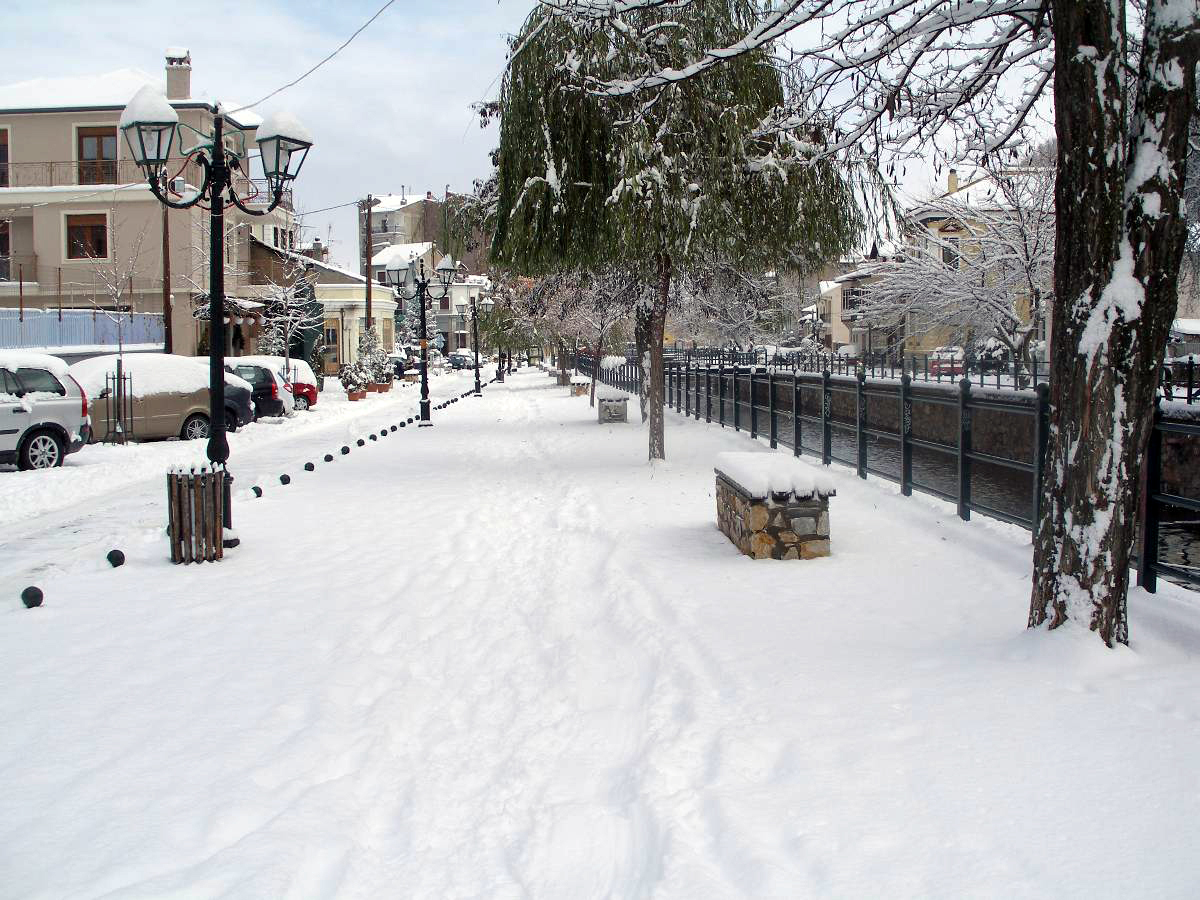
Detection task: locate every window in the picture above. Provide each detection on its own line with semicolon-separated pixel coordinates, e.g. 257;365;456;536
0;221;9;280
377;271;387;284
77;126;117;184
842;286;870;313
942;237;960;268
15;368;65;396
66;213;107;259
439;297;449;311
289;230;295;250
324;326;339;365
0;129;8;188
273;226;280;247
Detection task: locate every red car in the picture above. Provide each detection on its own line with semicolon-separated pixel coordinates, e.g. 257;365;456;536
928;346;965;377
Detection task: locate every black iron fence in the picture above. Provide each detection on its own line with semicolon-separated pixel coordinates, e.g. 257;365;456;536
658;347;1198;404
574;352;1199;593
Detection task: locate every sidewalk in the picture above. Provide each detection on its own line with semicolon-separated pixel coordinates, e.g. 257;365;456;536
2;368;1199;898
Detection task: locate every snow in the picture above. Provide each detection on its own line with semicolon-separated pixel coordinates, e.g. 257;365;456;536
370;242;434;269
0;68;160;110
0;350;72;379
601;354;627;370
1172;318;1200;337
68;353;250;399
715;450;836;499
254;109;312;145
2;369;1199;897
119;84;178;128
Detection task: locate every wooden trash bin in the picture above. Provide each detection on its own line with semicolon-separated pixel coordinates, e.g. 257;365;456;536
167;467;227;563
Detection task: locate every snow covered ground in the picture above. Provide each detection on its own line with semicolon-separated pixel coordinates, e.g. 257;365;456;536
2;367;1199;898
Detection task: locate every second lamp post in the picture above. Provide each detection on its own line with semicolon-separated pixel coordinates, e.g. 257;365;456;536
387;255;456;425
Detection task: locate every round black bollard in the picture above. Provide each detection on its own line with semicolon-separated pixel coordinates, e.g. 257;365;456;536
21;586;43;609
341;446;350;455
106;549;125;568
252;485;263;497
381;429;388;437
390;425;397;432
324;454;333;462
357;439;365;447
280;474;291;485
407;417;414;424
399;421;406;428
304;462;315;472
369;434;377;442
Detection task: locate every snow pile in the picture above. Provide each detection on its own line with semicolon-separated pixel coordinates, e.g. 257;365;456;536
69;354;249;398
0;350;72;379
236;355;317;386
715;450;836;498
570;374;590;385
601;355;627;370
596;385;629;401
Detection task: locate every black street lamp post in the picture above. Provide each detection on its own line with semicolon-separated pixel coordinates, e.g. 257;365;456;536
120;87;312;469
457;293;493;397
387;256;456;425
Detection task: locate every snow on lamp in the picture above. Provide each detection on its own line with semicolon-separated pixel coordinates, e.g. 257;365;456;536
120;86;179;174
435;255;456;289
384;253;409;289
255;110;313;197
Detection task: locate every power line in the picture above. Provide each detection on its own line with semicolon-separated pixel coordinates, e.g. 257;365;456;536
225;0;399;115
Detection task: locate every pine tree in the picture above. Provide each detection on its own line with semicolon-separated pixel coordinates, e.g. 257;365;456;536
357;325;391;384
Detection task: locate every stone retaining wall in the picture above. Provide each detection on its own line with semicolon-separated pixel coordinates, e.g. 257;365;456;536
715;473;831;560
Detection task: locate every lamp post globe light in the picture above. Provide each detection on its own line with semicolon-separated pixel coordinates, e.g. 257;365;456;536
457;293;494;397
120;87;312;473
387;255;456;425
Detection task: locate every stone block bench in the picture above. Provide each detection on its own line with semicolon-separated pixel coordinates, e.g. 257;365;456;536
596;386;629;423
714;451;835;560
569;375;591;396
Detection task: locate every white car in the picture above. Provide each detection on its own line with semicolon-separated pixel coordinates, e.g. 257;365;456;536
0;351;91;470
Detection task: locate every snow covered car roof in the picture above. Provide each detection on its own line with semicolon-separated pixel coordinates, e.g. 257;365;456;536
0;351;71;378
69;354;250;398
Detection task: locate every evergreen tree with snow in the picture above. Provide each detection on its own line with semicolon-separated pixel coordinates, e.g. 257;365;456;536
357;325;391;384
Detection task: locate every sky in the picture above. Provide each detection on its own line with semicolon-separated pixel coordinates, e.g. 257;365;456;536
1;0;532;269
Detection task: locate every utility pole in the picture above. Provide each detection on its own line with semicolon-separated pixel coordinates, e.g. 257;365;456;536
358;195;380;330
161;203;173;353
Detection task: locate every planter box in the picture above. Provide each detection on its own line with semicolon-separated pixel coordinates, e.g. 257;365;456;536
714;452;835;560
347;390;367;401
374;382;391;393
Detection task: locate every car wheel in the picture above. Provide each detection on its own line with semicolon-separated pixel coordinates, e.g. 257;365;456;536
19;429;65;470
293;395;309;411
224;408;240;433
181;414;210;441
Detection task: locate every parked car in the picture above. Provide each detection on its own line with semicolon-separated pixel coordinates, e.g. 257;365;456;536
237;355;318;411
0;351;91;470
929;346;966;376
228;362;293;419
69;353;253;442
448;349;476;369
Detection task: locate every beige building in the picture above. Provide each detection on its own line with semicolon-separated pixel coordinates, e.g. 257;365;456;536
0;51;295;356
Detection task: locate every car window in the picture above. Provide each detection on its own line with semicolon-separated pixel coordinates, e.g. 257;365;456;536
1;370;22;398
234;366;267;386
15;367;66;395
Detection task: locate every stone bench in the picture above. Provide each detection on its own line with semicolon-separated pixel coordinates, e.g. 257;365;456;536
596;387;629;422
569;375;591;396
714;451;835;560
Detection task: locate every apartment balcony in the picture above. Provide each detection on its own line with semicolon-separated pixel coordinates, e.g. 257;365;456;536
0;161;291;211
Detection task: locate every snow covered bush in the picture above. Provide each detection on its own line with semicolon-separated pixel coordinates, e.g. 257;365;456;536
338;362;370;394
357;326;391;384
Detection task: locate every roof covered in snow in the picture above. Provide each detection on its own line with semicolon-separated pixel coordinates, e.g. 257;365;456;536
1172;318;1200;337
371;194;429;214
371;242;434;269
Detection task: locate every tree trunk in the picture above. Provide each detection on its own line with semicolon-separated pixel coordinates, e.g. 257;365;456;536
1030;0;1197;646
635;303;652;423
648;252;670;461
590;327;604;407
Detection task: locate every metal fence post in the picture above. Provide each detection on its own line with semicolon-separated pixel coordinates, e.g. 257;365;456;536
856;369;867;478
718;359;726;427
733;364;741;432
1138;402;1163;592
792;372;801;456
958;378;972;521
684;360;691;418
1032;382;1050;527
821;369;832;465
705;366;712;422
768;370;777;447
749;365;758;438
900;373;913;496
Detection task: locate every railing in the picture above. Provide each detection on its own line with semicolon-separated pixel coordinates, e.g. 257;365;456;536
0;254;38;283
659;347;1197;405
576;352;1200;592
0;161;291;210
0;307;164;350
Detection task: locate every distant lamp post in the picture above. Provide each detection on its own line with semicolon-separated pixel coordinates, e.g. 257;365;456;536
457;293;493;397
387;255;455;425
120;87;312;469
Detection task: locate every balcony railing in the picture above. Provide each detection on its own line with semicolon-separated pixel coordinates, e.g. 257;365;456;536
0;161;291;210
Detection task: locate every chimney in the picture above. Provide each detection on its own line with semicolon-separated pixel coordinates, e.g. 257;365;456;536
165;48;191;100
947;168;959;194
426;191;433;200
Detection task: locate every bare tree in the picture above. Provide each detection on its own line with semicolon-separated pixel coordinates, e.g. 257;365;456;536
862;164;1055;370
256;253;323;380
